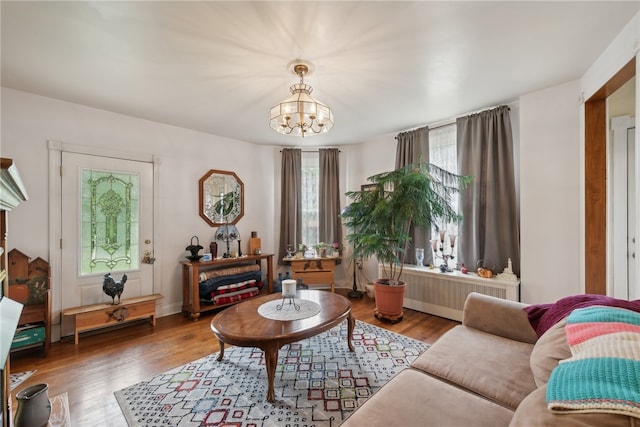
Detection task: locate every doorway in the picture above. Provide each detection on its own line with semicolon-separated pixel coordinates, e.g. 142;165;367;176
611;117;637;300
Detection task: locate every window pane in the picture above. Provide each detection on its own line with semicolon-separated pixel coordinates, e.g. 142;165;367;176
301;152;319;248
81;169;140;275
429;125;459;261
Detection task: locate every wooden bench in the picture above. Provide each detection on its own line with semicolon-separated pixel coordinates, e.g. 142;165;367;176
62;294;163;344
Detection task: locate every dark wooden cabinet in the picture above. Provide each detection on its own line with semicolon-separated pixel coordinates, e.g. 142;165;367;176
7;249;51;355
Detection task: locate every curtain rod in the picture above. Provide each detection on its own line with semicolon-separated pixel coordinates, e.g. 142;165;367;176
278;149;341;152
395;102;517;139
428;121;456;131
395;122;453;139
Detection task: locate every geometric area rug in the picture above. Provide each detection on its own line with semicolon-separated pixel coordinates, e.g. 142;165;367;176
114;320;429;426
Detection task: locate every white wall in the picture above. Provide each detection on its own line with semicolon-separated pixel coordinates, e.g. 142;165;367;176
519;80;581;304
0;88;275;319
341;135;397;285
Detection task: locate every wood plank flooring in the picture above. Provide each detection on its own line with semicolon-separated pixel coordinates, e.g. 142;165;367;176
9;288;458;426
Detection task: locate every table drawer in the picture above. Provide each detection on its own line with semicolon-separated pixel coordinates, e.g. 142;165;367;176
291;270;333;284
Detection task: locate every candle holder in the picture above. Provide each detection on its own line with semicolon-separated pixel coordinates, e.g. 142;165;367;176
285;244;295;259
277;279;300;310
432;231;456;273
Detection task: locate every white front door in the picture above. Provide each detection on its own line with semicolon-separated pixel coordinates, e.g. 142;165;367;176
60;152;154;336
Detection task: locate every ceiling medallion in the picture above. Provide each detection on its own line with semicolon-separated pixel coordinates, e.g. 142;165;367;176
269;61;334;137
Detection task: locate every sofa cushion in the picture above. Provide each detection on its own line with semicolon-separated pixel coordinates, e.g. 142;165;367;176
341;368;515;427
411;325;537;410
510;385;633;427
529;319;571;387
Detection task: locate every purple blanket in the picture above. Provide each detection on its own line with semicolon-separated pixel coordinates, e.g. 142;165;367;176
524;294;640;337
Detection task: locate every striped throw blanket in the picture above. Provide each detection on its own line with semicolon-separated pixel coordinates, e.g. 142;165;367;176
546;306;640;419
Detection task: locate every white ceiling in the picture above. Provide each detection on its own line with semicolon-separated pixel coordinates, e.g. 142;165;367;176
1;1;638;146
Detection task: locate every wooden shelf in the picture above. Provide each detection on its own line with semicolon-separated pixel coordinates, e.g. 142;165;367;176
181;254;274;320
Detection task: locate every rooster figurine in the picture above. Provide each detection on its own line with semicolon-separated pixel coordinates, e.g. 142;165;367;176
103;273;127;305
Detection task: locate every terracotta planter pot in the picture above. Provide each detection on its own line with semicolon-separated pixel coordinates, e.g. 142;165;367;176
373;279;406;318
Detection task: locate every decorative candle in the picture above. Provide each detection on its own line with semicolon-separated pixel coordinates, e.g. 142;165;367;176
439;230;445;242
282;279;296;297
450;235;457;248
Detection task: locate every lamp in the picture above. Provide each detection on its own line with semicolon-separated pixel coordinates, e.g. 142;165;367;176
269;62;334;137
215;224;239;258
340;204;364;299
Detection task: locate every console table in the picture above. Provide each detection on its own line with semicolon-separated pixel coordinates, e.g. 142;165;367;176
282;257;341;292
181;253;274;320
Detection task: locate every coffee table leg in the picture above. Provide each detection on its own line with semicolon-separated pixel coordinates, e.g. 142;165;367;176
216;340;225;361
347;312;355;351
263;343;279;402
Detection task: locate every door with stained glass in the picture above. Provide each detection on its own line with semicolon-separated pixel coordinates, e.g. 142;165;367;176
60;152;154;335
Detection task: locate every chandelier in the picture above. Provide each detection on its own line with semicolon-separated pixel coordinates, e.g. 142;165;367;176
269;62;334;137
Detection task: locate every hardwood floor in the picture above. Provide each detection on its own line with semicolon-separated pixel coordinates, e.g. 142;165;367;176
9;288;458;426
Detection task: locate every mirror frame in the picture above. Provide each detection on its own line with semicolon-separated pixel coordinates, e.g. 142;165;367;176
198;169;244;226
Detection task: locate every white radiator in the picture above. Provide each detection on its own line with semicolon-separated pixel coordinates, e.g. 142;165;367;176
379;265;520;322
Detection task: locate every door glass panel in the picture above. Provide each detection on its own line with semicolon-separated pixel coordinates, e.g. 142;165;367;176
80;169;140;275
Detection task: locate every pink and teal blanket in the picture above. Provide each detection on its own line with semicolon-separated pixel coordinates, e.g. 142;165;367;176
546;305;640;419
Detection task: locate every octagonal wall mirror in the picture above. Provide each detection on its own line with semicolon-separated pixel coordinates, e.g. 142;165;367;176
199;170;244;226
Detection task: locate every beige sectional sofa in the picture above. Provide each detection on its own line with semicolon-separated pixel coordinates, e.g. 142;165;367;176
342;292;637;427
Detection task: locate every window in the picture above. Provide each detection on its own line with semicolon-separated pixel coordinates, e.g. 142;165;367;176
301;152;319;247
81;169;140;275
429;124;459;261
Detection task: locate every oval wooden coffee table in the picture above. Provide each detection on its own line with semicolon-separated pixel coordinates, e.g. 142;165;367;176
210;289;355;402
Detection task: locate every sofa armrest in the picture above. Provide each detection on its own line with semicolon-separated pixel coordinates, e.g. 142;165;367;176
462;292;538;344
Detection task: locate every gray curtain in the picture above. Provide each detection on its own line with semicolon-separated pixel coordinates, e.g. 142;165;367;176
456;105;520;276
318;148;342;246
395;126;433;266
279;148;302;265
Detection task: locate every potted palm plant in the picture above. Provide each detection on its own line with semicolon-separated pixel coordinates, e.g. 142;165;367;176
341;162;470;322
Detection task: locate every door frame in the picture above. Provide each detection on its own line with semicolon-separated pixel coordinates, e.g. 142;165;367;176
48;140;162;342
584;58;636;294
